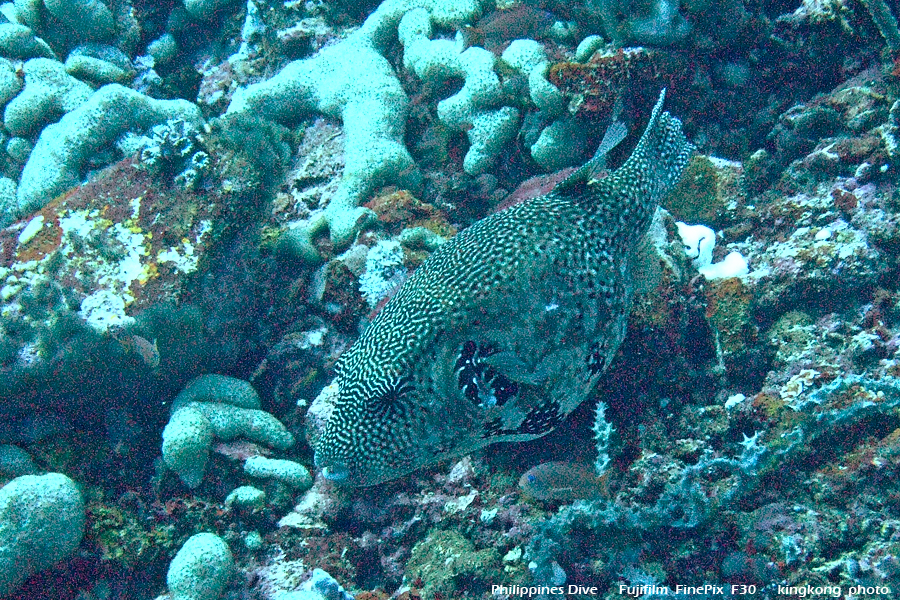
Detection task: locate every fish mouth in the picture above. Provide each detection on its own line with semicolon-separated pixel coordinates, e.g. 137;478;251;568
314;454;350;482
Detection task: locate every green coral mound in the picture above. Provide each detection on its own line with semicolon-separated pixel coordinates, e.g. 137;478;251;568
162;375;295;488
0;472;85;596
167;532;234;600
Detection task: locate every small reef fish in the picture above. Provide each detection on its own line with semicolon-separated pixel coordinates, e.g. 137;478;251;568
461;5;557;52
313;90;694;486
116;334;160;369
519;461;608;502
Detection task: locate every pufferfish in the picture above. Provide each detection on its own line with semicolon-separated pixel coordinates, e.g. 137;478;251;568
312;90;694;486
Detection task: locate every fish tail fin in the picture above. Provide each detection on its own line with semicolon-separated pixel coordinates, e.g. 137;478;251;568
555;89;694;235
610;88;694;205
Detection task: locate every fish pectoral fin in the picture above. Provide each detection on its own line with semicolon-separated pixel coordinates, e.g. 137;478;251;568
482;352;547;385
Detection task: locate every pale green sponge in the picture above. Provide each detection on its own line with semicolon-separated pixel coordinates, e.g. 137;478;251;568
227;0;488;259
4;58;93;137
167;532;234;600
398;7;519;175
17;84;202;216
162;375;295;488
0;472;85;596
227;22;420;254
43;0;116;42
243;456;312;491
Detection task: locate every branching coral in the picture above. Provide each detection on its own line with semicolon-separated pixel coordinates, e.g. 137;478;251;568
398;7;519;174
526;376;900;587
227;0;495;261
136;119;210;190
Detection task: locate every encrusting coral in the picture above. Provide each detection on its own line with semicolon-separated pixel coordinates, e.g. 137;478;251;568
17;84;202;215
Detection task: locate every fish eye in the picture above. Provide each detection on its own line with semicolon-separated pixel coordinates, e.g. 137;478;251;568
527;474;536;483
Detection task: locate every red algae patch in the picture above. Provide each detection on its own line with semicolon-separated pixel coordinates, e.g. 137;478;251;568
0;156;226;333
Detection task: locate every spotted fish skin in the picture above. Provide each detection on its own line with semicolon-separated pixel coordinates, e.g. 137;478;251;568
313;91;694;487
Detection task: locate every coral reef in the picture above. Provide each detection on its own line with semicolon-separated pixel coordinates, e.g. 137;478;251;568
0;0;898;597
0;144;228;402
225;1;428;256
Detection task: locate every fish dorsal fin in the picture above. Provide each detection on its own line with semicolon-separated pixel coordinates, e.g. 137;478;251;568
586;119;628;179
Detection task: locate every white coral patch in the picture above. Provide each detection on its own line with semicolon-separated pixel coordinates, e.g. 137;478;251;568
18;215;45;244
157;219;210;273
107;223;150;285
50;209;152;332
781;368;821;407
78;288;136;332
699;251;749;279
157;240;198;273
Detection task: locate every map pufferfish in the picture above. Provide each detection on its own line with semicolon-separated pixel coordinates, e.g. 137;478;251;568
312;90;694;487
